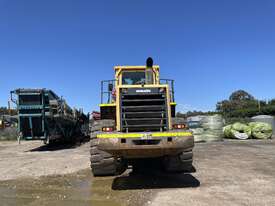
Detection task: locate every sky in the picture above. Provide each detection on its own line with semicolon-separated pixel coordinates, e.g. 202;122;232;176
0;0;275;113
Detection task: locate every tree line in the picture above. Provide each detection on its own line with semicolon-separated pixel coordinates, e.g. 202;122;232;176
216;90;275;118
177;90;275;118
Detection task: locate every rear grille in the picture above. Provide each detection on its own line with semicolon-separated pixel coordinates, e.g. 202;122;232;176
120;88;168;132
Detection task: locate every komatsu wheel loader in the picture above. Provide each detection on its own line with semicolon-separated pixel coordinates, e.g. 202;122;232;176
90;58;194;176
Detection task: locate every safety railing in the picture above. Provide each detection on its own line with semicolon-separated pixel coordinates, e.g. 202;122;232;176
101;80;115;104
160;79;175;102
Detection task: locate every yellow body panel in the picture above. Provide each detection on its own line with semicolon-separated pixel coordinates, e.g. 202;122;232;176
99;103;116;107
152;132;192;137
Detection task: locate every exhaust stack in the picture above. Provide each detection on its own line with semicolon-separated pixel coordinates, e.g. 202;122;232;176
145;57;154;84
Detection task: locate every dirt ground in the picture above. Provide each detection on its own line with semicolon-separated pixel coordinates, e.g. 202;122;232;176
151;140;275;206
0;141;90;181
0;139;275;206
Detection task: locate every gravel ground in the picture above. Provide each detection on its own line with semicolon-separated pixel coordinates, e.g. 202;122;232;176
150;140;275;206
0;140;90;181
0;139;275;206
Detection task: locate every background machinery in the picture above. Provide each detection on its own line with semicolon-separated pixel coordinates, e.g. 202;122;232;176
11;88;89;144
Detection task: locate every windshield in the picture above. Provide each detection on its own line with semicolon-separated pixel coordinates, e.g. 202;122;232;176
122;71;145;85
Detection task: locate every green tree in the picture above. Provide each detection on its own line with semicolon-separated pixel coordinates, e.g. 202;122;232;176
229;90;255;101
216;90;258;117
216;90;275;118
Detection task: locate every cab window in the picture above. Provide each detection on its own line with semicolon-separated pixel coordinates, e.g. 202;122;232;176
122;71;145;85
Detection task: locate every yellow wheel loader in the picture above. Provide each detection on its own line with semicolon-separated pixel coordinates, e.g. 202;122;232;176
90;58;194;176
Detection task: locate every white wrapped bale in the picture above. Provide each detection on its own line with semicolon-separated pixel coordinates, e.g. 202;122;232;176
201;115;224;142
188;115;224;142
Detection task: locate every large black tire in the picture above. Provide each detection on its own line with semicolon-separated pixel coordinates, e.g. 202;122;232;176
163;150;193;173
90;120;127;176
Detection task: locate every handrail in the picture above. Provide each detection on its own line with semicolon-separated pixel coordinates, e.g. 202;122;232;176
160;79;175;102
101;80;115;104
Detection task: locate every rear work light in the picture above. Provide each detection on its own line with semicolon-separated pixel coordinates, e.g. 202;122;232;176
173;124;187;129
102;127;114;132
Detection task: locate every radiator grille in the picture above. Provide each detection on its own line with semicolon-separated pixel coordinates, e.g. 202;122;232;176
120;88;168;132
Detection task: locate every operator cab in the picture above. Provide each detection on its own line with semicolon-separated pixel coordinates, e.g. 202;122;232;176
121;59;154;85
100;58;176;124
116;57;158;86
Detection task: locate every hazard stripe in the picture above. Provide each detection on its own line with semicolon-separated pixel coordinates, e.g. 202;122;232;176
97;132;192;138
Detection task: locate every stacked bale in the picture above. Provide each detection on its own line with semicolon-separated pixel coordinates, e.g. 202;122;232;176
187;116;205;142
188;115;224;142
191;128;205;142
200;115;224;142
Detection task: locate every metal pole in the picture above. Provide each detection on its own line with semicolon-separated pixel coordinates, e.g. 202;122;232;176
101;81;103;104
172;80;175;102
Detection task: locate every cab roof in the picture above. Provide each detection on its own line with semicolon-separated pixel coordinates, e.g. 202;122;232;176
114;65;159;70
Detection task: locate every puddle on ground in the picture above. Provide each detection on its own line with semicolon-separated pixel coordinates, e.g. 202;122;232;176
0;169;151;206
0;166;200;206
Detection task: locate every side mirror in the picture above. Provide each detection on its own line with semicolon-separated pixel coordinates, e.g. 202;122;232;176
108;83;113;92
